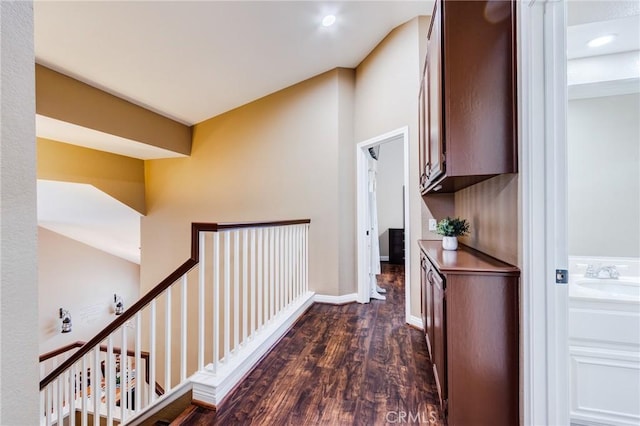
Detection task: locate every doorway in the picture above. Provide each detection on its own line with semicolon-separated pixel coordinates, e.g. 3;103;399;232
520;1;640;424
356;126;411;323
565;3;640;425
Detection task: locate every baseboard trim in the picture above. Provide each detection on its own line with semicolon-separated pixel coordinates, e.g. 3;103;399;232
380;255;390;261
314;293;358;305
191;291;315;406
407;315;424;330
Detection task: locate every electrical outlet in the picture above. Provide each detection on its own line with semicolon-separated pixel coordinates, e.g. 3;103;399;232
429;219;437;231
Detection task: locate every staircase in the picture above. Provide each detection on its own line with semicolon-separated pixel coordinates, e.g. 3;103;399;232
39;219;312;426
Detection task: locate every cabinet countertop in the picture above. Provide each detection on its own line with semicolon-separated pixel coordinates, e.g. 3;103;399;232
419;240;520;276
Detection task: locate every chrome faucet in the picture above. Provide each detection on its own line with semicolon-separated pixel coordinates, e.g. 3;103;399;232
585;264;619;279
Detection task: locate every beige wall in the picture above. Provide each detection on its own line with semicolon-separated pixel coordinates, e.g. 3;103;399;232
142;69;346;296
568;93;640;257
38;227;140;354
36;64;192;155
377;140;404;257
38;137;146;214
141;16;432;322
354;16;429;318
337;68;357;294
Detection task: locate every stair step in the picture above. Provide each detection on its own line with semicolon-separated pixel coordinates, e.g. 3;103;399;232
170;404;216;425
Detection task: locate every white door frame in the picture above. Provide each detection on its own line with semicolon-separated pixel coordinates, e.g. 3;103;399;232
356;126;411;323
519;1;569;424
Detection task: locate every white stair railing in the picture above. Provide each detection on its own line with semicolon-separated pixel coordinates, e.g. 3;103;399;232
39;220;310;425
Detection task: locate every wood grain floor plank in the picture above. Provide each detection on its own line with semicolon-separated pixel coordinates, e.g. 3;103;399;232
174;264;444;425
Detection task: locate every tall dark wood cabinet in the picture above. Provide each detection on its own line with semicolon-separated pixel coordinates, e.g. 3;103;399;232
419;241;520;425
420;0;517;194
418;0;520;424
388;228;405;264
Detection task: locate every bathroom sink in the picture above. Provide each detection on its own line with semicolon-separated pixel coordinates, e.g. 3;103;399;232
575;278;640;298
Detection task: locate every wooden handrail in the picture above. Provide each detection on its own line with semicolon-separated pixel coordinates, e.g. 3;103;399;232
40;341;153;364
39;341;84;363
40;219;310;390
40;340;155;393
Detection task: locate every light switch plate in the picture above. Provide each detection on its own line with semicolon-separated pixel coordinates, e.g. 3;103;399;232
429;219;437;231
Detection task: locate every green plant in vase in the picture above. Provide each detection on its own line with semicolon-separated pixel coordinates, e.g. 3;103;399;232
435;217;470;250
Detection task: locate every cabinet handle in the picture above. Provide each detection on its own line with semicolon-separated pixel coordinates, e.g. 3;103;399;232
420;172;427;186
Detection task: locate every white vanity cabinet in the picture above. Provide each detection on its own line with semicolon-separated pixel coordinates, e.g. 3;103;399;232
569;297;640;426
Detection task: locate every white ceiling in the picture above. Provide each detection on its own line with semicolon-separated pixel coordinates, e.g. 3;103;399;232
32;1;638;262
34;1;432;261
34;1;432;126
568;15;640;59
37;180;142;264
568;0;640;26
567;4;640;93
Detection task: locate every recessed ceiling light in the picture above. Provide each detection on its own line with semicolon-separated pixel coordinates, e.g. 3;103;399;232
322;14;336;27
587;34;616;48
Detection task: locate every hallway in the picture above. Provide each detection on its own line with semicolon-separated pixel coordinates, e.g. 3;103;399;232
175;264;443;425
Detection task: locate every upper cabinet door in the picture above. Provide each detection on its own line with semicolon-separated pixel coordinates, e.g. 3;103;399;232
418;79;428;191
420;0;517;194
426;1;444;187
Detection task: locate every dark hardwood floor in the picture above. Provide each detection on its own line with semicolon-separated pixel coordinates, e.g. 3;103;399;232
172;263;443;425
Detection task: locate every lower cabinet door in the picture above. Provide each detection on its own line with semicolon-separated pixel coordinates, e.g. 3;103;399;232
420;255;433;358
431;269;447;409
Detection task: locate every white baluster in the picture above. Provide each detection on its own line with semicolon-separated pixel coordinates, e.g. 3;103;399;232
121;325;128;422
135;312;142;413
298;225;302;298
305;225;309;292
149;300;157;403
211;232;220;373
294;226;299;300
285;226;290;307
165;289;172;393
271;228;282;316
224;232;231;360
81;355;87;424
270;227;275;321
198;232;205;371
280;227;284;311
45;383;52;426
62;355;69;417
56;375;63;426
107;335;115;426
287;226;291;306
299;225;304;297
242;229;248;345
40;387;43;425
69;364;76;426
213;232;220;373
93;346;100;426
291;226;296;302
233;230;239;352
257;228;263;331
250;229;257;337
181;274;188;382
50;360;57;424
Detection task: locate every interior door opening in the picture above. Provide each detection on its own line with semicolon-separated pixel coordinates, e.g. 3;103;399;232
356;127;411;324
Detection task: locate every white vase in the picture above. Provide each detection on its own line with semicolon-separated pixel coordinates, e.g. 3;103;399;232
442;236;458;251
